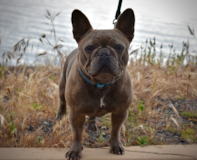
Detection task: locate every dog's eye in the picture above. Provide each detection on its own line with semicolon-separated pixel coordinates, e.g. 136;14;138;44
85;45;95;53
114;45;124;52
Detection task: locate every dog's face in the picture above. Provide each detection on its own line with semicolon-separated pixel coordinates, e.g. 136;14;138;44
72;9;135;83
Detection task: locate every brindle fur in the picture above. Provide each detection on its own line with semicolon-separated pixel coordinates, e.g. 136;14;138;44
56;8;135;160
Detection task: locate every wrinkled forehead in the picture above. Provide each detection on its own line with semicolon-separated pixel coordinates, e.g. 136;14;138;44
81;29;129;47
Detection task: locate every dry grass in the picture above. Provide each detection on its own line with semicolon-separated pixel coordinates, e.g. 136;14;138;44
129;60;197;107
125;58;197;145
0;65;72;147
0;53;197;147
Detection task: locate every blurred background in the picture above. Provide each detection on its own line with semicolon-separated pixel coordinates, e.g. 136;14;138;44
0;0;197;64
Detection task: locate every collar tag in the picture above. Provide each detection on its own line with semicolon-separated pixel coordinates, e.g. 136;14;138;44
96;83;105;89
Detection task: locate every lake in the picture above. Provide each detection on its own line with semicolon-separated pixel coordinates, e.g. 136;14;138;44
0;0;197;64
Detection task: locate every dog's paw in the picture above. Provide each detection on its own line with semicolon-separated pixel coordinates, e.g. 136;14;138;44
66;147;82;160
87;122;98;131
55;113;65;120
110;142;124;155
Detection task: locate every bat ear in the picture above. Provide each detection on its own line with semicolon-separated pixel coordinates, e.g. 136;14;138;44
72;10;93;43
114;8;135;42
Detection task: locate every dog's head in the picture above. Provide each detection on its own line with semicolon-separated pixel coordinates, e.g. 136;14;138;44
72;9;135;84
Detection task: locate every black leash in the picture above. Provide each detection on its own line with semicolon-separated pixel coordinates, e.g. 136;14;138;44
113;0;123;25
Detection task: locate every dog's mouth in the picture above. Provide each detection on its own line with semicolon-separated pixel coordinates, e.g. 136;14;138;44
87;56;122;77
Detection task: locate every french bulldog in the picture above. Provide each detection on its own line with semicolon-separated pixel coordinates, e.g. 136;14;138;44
56;8;135;160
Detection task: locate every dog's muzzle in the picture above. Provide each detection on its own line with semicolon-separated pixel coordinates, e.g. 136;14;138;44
96;48;111;64
94;48;114;71
88;47;120;77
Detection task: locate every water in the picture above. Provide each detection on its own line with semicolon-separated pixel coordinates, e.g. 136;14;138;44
0;0;197;64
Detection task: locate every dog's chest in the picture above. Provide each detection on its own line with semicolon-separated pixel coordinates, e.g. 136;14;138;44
100;96;105;108
84;95;116;117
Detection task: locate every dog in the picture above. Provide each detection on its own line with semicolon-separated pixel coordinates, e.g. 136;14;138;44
56;8;135;160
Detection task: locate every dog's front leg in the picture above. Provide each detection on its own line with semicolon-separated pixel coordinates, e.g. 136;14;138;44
109;111;128;155
66;111;85;160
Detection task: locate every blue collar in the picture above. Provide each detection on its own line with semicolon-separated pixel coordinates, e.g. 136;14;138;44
78;67;112;89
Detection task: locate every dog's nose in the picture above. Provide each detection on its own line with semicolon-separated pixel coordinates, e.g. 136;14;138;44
99;51;110;56
97;48;111;58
